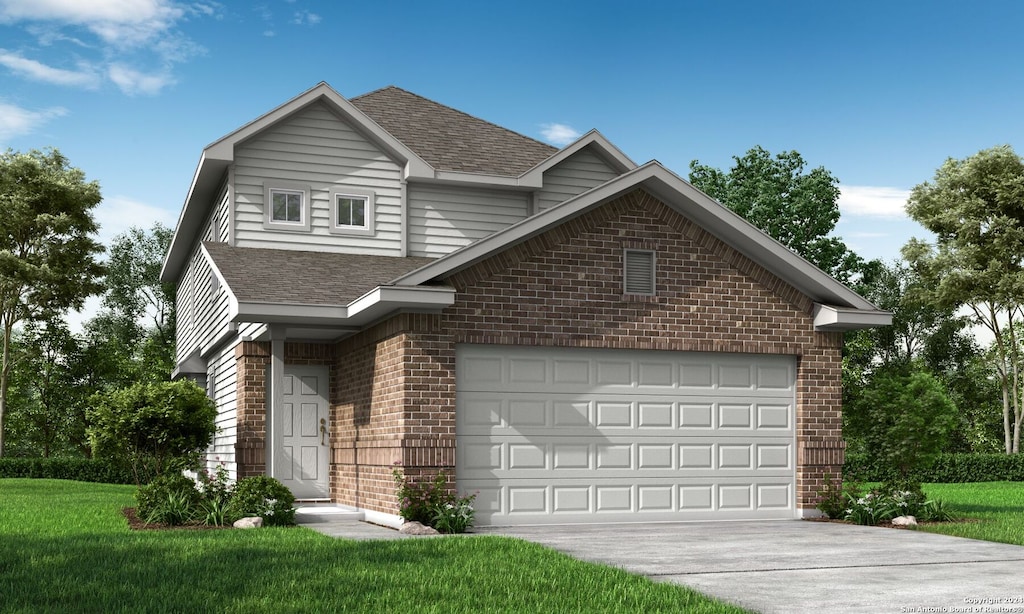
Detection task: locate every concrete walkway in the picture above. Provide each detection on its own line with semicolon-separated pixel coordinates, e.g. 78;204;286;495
480;521;1024;613
296;511;1024;613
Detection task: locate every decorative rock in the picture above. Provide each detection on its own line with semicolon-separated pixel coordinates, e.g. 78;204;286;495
892;515;918;527
233;517;264;529
399;521;440;535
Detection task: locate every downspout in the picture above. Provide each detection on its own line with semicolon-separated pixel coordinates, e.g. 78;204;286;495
399;178;408;257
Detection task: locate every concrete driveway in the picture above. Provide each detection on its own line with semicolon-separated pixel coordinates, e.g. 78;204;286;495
479;520;1024;613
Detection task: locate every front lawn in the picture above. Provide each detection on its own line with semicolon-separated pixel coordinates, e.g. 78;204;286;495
918;481;1024;546
0;479;747;613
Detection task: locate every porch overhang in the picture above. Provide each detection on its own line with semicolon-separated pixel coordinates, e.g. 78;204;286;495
812;304;893;331
230;285;456;327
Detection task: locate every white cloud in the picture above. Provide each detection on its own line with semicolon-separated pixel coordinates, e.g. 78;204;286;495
93;194;179;247
838;185;910;219
540;123;581;146
108;63;174;95
292;10;320;25
0;0;184;47
0;102;66;142
0;49;99;87
0;0;215;95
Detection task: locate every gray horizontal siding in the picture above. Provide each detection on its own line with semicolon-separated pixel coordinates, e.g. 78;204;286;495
535;147;622;212
206;344;239;479
233;101;402;255
408;184;529;257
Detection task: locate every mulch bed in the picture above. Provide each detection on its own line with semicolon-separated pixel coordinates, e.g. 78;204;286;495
122;507;233;531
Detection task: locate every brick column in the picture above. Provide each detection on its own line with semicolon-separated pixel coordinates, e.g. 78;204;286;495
235;341;270;478
795;331;845;512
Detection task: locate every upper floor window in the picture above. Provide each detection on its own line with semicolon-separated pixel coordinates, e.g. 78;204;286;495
272;190;303;223
329;188;375;236
263;183;311;231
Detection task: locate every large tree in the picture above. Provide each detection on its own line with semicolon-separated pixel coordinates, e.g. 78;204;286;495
0;148;105;456
96;224;176;382
689;146;872;284
903;145;1024;453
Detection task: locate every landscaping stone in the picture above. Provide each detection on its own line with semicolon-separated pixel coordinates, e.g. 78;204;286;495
399;521;439;535
234;517;263;529
892;515;918;527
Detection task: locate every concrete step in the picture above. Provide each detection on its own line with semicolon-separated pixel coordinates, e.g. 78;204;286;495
294;505;364;523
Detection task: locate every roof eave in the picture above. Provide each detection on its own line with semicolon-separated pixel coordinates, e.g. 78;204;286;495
231;285;456;327
813;305;892;331
160;82;435;283
393;162;882;313
519;129;637;185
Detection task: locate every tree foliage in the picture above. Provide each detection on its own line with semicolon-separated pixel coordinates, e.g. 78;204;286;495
87;380;216;484
845;369;958;479
903;145;1024;453
689;146;873;284
0;148;105;456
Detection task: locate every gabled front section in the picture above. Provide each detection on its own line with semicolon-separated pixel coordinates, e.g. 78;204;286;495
162;82;889;526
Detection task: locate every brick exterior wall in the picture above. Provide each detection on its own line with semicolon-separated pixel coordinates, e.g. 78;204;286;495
236;187;845;516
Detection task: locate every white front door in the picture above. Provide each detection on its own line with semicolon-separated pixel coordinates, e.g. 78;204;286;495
274;365;330;499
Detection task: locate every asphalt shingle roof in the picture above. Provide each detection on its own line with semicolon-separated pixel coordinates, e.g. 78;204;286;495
351;86;557;176
203;242;435;306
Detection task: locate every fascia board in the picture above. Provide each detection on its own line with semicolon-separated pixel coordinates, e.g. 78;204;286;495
234;302;350;325
161;153;231;282
394;161;882;313
519;130;637;185
393;163;664;287
638;168;881;311
232;286;455;327
813;304;893;330
430;170;537;188
347;286;456;318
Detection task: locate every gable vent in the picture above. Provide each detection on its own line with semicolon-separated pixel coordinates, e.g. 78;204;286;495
624;249;656;295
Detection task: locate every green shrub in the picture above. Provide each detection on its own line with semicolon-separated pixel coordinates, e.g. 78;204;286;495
846;452;1024;483
393;467;450;525
431;493;476;534
136;474;202;525
228;476;295;526
0;457;136;484
393;466;477;533
87;380;216;484
816;474;862;519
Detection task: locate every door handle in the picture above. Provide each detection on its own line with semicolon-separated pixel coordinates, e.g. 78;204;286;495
320;418;327;445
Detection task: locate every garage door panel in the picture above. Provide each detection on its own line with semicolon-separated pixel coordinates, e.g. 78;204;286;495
460;394;793;436
458;437;793;480
462;477;796;524
457;345;796;525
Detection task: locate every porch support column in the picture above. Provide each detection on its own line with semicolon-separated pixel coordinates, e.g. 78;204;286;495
267;324;285;479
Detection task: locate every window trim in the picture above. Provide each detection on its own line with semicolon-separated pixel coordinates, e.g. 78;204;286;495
623;248;656;296
328;188;375;236
263;183;311;231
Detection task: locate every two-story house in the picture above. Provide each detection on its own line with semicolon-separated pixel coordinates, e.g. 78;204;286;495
160;82;889;527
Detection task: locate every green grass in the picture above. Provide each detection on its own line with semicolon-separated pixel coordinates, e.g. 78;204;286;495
918;481;1024;546
0;479;747;613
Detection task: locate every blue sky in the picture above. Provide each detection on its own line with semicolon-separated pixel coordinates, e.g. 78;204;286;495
2;1;1023;304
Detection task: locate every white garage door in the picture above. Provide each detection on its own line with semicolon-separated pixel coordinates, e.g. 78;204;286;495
456;345;797;525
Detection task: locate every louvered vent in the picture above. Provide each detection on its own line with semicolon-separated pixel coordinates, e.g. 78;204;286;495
624;250;655;295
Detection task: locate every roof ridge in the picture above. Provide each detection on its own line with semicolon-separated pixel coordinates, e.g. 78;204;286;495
354;85;557;153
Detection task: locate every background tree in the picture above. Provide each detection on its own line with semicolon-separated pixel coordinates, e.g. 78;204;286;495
6;320;87;457
689;146;875;284
0;148;105;456
95;223;176;382
903;145;1024;453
